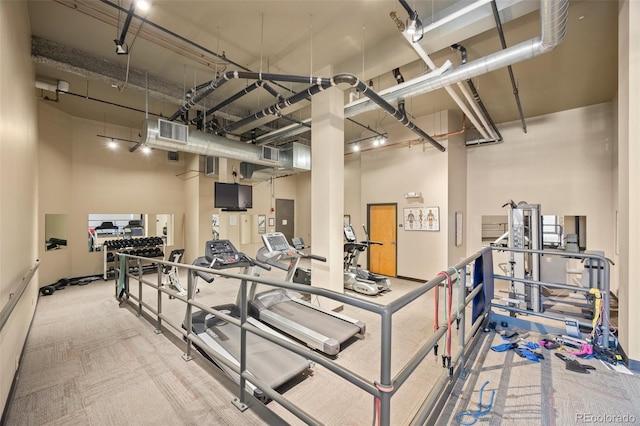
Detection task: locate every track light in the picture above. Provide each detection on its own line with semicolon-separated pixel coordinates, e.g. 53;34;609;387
398;0;423;43
353;144;360;152
108;139;118;149
113;0;151;55
406;14;423;42
142;146;151;154
392;68;405;84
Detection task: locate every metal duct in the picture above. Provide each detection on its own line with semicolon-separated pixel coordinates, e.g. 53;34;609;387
140;119;310;169
345;0;568;118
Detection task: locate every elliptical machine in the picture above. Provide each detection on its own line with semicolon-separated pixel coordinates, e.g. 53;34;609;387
343;225;391;296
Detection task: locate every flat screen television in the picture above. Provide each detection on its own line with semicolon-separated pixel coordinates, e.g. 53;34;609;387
214;182;253;211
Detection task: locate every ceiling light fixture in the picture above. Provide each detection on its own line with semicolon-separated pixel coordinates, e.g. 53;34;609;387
353;144;360;152
142;146;151;154
135;0;150;12
108;139;118;149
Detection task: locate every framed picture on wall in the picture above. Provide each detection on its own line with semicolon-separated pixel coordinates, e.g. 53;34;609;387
258;215;266;234
403;207;439;231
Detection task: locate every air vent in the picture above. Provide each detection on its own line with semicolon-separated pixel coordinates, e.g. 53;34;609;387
158;119;188;143
261;145;279;162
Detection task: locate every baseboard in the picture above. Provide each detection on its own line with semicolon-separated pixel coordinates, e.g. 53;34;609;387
396;275;427;283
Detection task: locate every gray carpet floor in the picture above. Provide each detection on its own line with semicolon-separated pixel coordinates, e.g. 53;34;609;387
4;266;638;425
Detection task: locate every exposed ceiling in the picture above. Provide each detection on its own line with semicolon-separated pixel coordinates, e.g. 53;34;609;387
28;0;618;152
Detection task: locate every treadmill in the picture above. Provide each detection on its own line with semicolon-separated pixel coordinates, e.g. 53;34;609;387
186;239;312;402
250;232;366;356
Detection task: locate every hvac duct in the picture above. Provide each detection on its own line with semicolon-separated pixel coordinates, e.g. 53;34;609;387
345;0;568;118
140;119;311;170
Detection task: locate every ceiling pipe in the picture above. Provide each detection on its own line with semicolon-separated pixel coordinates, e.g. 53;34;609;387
254;119;312;145
191;81;261;125
394;4;495;141
167;70;444;151
217;79;334;135
346;0;568;118
491;0;527;133
113;1;136;54
333;73;445;151
450;43;502;141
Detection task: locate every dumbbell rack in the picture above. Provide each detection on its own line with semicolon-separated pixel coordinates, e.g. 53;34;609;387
102;237;165;280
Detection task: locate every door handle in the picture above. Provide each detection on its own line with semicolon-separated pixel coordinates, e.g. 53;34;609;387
391;241;396;245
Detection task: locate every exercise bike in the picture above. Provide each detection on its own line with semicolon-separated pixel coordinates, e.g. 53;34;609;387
343;225;391;296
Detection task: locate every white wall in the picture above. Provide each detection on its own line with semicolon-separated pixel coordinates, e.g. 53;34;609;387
36;107;188;281
0;1;39;414
467;102;616;287
348;110;452;280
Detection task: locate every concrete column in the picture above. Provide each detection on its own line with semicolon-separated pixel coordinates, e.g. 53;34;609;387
184;153;200;262
311;66;344;310
618;0;640;369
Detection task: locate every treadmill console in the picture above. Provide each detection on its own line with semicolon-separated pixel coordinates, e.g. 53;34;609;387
344;225;357;243
204;239;250;269
262;232;292;253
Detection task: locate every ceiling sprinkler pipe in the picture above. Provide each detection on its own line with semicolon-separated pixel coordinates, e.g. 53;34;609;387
192;81;262;125
333;73;445;152
451;43;502;141
491;0;526;134
169;70;335;121
218;79;333;134
349;0;568;118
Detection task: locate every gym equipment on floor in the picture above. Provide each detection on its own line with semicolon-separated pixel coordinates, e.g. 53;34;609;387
343;225;391;296
185;239;313;402
39;275;101;296
252;232;366;356
161;249;187;297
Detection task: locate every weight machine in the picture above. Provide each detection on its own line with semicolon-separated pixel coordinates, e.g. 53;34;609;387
495;200;543;312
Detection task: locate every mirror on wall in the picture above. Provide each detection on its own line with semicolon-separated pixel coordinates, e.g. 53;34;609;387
45;214;68;251
88;213;174;252
481;214;587;251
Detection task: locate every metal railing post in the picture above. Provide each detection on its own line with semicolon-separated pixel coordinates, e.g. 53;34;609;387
234;277;249;411
137;259;143;317
182;271;194;361
378;308;393;426
155;263;163;334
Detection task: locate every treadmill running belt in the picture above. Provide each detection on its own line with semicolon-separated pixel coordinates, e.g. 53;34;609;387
268;301;360;345
204;321;310;388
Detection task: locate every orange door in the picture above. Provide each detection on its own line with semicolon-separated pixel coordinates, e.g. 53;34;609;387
367;204;397;277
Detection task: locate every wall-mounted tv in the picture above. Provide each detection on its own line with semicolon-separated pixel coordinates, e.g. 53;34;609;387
214;182;253;211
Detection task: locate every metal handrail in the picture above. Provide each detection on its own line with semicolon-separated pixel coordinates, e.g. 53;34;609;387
0;259;40;333
490;247;612;344
119;250;493;426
